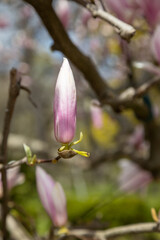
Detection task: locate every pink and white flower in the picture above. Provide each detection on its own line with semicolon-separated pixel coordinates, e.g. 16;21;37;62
54;58;76;144
36;167;67;227
0;166;24;198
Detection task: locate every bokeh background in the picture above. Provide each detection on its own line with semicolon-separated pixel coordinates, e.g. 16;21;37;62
1;0;160;239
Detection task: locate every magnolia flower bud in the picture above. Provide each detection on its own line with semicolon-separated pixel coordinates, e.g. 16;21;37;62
36;167;67;227
54;58;76;144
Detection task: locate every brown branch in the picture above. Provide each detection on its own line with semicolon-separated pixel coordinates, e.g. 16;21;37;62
0;156;61;171
98;0;107;11
22;0;155;120
22;0;145;118
0;68;21;240
69;0;86;7
69;0;136;40
134;76;160;98
23;0;114;102
50;42;61;52
107;76;160;119
0;158;27;170
69;222;160;239
115;76;160;104
20;85;37;108
86;3;136;41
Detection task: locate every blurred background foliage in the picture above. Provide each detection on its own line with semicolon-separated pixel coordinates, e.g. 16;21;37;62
1;0;160;239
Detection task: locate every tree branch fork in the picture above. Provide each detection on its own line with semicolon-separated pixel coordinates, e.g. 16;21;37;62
86;2;135;41
23;0;158;120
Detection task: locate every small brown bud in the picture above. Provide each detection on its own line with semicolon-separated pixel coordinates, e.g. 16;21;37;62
58;149;77;159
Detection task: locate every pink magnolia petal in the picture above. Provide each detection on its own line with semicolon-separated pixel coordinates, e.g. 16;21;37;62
51;183;67;226
54;58;76;143
7;166;25;190
36;167;55;216
36;167;67;227
0;166;24;198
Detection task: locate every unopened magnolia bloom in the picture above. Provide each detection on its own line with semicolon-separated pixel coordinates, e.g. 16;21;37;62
151;25;160;64
0;166;25;198
36;167;67;227
90;100;103;129
54;58;76;144
53;58;89;158
118;160;152;192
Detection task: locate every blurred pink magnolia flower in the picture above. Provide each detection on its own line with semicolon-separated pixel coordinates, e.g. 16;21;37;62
54;58;76;144
56;0;70;29
0;166;25;198
36;167;67;227
137;0;160;27
105;0;138;24
118;159;152;192
0;17;9;29
128;125;145;150
90;100;103;129
151;25;160;64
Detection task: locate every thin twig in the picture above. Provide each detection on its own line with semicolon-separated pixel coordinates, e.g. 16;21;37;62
0;156;61;171
134;76;160;98
117;76;160;103
86;3;135;41
36;156;61;164
20;85;37;108
98;0;107;11
0;68;21;240
0;158;27;170
48;227;54;240
69;0;136;40
69;222;160;239
7;215;32;240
